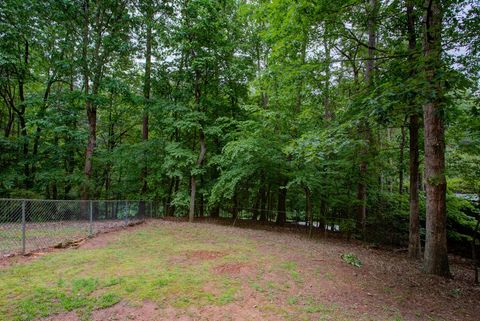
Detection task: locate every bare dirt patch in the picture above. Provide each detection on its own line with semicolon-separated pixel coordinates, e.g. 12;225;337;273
185;250;225;260
170;250;227;266
212;262;255;277
37;311;81;321
92;301;160;321
92;300;283;321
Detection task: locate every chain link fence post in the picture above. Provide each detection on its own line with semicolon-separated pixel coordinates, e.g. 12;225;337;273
21;200;26;255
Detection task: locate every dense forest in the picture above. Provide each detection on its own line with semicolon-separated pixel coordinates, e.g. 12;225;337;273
1;0;479;276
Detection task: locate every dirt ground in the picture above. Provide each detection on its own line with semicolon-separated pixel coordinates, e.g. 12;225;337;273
3;219;480;321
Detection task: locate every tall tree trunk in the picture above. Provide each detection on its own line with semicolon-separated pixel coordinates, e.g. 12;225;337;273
189;130;206;222
17;40;30;189
81;0;92;201
232;193;238;220
259;184;268;222
210;205;220;218
165;177;175;216
276;181;287;226
139;4;153;216
409;114;422;258
305;187;313;238
2;102;14;137
18;113;30;189
407;0;422;259
140;2;152;200
199;177;205;217
356;0;377;236
399;123;406;194
472;217;479;284
83;105;96;199
171;177;179;216
64;78;76;199
422;0;450;277
323;23;333;121
189;61;206;222
294;31;308;113
356;165;367;234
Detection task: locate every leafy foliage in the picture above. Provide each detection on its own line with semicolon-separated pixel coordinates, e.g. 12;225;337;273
0;0;479;253
341;253;362;268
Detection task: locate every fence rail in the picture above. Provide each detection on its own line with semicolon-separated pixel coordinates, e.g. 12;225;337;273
0;199;154;257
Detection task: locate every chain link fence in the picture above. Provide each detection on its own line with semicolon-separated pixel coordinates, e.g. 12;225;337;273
0;199;155;257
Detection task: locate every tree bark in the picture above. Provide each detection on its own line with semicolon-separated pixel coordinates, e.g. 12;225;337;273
356;165;367;234
276;182;287;226
259;184;269;222
356;0;377;237
422;0;450;277
81;0;92;200
165;177;175;216
189;130;206;222
409;114;422;258
17;40;31;189
406;0;422;259
399;124;406;194
472;217;479;284
139;3;153;216
210;205;219;218
140;2;152;200
323;23;333;121
305;187;313;238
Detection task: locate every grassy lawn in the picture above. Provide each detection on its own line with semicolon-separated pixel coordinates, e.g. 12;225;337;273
0;221;477;321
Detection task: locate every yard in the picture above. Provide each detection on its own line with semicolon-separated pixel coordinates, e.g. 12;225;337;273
0;220;479;321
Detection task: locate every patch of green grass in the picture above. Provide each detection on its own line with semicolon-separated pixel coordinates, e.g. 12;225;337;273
279;260;302;282
96;293;121;309
218;287;236;304
304;303;335;314
250;282;264;292
287;295;298;305
0;224;252;320
72;277;98;294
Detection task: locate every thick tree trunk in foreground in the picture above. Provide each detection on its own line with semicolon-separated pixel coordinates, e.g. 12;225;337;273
406;0;422;259
422;0;450;276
